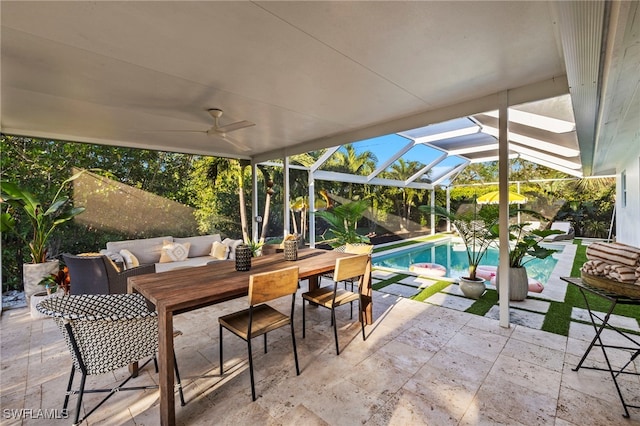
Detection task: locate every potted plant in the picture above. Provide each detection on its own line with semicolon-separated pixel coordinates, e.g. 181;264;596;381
490;222;562;300
420;200;496;299
1;170;86;302
316;199;371;248
246;239;264;257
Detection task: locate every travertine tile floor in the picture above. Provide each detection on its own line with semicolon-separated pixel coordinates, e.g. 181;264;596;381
2;283;640;425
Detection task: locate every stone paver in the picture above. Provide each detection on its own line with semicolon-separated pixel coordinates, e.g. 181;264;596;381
377;283;421;298
3;290;640;425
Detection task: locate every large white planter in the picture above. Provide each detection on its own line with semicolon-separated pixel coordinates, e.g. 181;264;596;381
496;266;529;301
23;260;59;305
459;277;486;299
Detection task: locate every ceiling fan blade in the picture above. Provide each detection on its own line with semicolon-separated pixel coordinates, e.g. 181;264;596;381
207;131;251;152
149;130;207;133
215;120;255;134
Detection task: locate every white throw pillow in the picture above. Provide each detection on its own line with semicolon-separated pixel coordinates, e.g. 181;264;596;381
119;249;140;268
210;241;229;260
159;241;191;263
222;238;244;260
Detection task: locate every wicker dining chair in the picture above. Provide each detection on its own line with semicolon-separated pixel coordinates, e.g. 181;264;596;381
218;266;301;401
62;253;155;295
37;293;185;425
302;254;370;355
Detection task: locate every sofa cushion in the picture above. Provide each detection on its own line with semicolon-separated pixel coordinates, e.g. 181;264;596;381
210;241;229;260
222;238;244;260
106;236;172;265
159;241;191;263
175;234;222;258
154;256;223;273
119;249;140;268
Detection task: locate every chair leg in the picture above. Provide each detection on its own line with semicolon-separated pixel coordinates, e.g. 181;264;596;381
247;337;256;401
332;308;340;355
219;323;224;375
63;366;75;412
73;372;87;426
173;350;186;406
264;333;268;354
302;299;306;339
290;321;300;376
359;297;366;341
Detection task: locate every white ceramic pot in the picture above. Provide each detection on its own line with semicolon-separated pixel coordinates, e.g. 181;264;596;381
23;260;59;305
459;277;486;299
30;291;52;320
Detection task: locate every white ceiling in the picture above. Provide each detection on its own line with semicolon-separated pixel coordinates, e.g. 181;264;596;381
1;1;638;176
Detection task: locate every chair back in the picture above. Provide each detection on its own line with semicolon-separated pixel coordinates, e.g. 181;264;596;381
36;294;158;375
334;254;370;283
63;253;111;295
248;266;299;306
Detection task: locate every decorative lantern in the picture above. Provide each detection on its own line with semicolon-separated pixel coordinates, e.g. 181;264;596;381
235;244;252;271
284;239;298;261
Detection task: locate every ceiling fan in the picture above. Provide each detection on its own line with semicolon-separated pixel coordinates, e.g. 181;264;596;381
199;108;255;151
152;108;255;152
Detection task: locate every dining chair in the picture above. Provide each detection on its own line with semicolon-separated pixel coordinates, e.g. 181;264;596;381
63;253;155;295
321;243;373;291
218;266;300;401
36;293;186;426
302;253;370;355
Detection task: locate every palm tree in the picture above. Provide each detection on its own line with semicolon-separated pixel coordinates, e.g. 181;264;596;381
206;158;251;243
325;144;377;200
381;159;425;231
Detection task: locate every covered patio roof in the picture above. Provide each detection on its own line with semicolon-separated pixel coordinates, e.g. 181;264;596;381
2;1;638;179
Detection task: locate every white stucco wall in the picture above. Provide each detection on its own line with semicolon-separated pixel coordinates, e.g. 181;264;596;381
616;151;640;247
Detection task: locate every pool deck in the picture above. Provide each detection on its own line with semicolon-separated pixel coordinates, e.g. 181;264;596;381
3;271;640;425
2;237;640;425
371;237;638;334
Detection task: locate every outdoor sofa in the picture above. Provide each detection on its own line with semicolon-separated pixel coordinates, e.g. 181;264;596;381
101;234;245;273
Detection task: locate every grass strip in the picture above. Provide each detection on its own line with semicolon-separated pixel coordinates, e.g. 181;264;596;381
541;300;573;336
372;234;451;253
411;280;452;302
466;289;498;316
372;273;410;291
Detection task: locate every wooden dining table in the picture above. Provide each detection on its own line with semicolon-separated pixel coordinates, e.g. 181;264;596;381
128;248;372;426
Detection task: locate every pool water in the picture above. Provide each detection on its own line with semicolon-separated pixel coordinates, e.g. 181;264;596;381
373;240;561;283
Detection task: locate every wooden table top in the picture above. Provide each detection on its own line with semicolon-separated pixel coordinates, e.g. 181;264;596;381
128;248;353;313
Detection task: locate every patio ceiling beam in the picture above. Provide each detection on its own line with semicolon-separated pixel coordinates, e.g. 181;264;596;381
517;153;584;177
431;162;469;186
404;152;448;185
258;161;309;171
509;143;582;170
310;146;340;173
313;170;433;190
367;139;415;181
447;143;499;156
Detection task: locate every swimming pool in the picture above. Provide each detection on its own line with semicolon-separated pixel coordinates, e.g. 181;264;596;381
373;239;562;283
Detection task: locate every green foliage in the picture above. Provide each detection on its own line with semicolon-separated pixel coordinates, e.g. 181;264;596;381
419;200;496;280
489;222;562;268
246;239;264;257
316;200;371;248
1;170;87;263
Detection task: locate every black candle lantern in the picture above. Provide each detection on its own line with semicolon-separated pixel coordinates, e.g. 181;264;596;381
235;244;252;271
